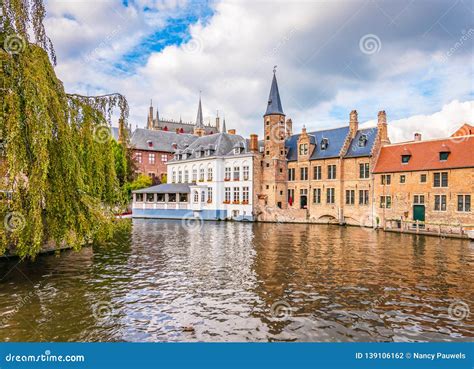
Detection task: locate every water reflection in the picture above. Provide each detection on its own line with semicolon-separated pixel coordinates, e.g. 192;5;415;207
0;219;472;342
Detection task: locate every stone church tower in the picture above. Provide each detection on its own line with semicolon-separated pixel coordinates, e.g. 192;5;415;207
261;70;288;209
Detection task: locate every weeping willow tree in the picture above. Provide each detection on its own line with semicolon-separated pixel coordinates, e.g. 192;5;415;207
0;0;132;258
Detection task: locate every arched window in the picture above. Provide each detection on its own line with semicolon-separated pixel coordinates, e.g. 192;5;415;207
193;191;199;203
201;191;206;202
199;165;205;181
207;166;213;181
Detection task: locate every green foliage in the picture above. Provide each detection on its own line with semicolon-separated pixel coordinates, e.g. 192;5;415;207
128;174;153;192
122;174;153;200
0;0;134;258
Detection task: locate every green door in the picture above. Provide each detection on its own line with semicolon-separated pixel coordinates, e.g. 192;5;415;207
413;205;425;222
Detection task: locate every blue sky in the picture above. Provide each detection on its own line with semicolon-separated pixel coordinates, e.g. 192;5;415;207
44;0;473;141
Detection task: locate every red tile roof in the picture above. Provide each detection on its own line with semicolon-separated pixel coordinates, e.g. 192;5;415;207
451;123;474;137
373;136;474;173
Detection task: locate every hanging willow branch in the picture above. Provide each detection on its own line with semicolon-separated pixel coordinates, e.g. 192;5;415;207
66;93;130;125
0;0;133;258
1;0;56;65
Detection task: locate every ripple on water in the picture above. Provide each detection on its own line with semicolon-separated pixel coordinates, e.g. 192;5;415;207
0;219;473;342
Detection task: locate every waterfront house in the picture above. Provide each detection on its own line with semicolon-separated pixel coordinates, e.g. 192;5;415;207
131;96;220;182
131;130;257;221
373;134;474;232
255;71;388;227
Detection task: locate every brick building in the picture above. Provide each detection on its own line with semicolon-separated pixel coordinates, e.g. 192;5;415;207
131;95;226;182
130;129;197;183
373;135;474;230
255;71;389;227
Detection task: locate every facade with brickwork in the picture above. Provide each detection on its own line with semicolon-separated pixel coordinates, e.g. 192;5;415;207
373;136;474;232
254;72;390;227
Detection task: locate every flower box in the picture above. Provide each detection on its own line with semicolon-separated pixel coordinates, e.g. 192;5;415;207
207;200;212;203
232;201;240;204
198;179;205;182
223;201;230;204
224;178;231;181
241;200;249;205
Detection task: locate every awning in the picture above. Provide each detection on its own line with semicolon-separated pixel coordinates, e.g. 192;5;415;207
132;183;191;194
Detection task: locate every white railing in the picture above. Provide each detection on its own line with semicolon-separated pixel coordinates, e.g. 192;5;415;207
133;202;189;210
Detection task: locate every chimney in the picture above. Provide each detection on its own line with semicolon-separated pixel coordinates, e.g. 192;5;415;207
285;118;293;137
250;134;258;152
377;110;389;144
414;133;422;141
349;110;358;138
228;129;236;135
216;112;220;132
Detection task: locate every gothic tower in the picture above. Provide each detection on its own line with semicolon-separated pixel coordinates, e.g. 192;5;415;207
261;70;288;209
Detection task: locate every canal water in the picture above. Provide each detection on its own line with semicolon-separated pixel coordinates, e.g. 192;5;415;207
0;219;472;342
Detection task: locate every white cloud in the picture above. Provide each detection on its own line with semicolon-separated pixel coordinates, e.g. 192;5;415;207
380;100;473;143
44;0;474;141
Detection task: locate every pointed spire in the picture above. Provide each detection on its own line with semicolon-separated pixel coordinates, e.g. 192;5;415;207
195;92;204;128
264;68;284;117
222;117;227;133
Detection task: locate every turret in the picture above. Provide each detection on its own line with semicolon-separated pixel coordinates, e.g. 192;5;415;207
147;100;153;130
194;94;205;137
261;68;288;209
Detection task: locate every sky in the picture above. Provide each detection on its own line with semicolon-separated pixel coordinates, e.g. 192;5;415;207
43;0;473;142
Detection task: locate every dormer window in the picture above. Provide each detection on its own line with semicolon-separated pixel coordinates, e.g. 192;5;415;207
299;143;308;155
146;140;153;148
320;138;329;150
401;147;412;164
439;152;449;161
358;134;368;147
439;144;450;161
196;151;202;158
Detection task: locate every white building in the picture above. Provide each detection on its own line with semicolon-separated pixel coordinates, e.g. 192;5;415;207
132;132;256;221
